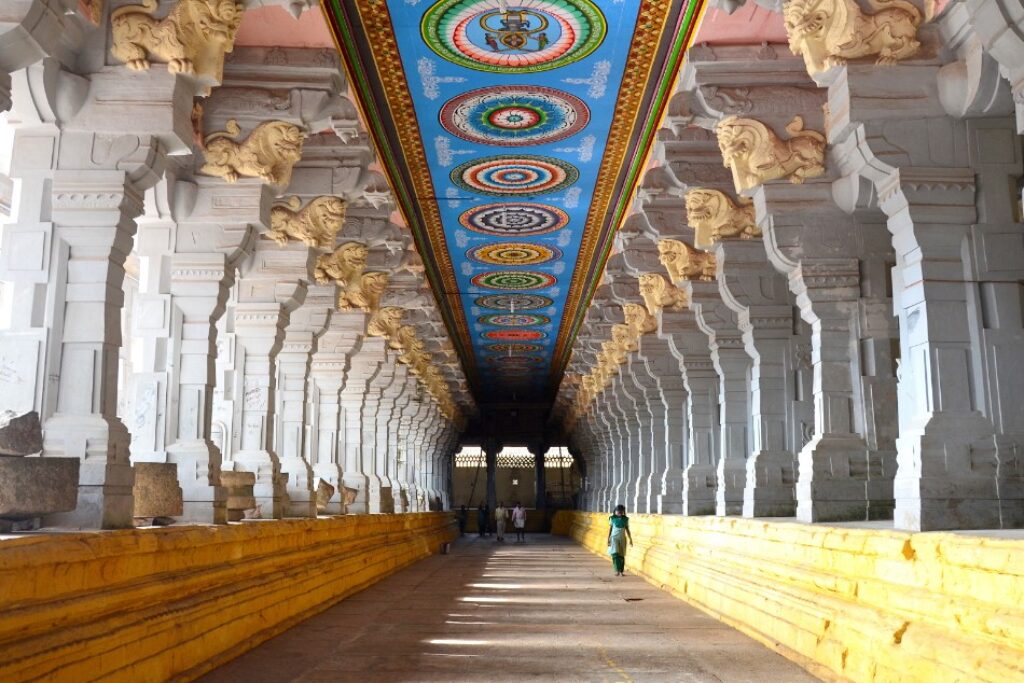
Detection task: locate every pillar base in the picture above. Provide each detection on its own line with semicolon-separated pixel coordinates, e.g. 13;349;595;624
279;457;316;518
230;450;286;519
42;414;135;529
312;464;345;515
166;440;227;525
894;412;1019;531
343;473;369;514
716;460;746;516
682;464;717;516
797;435;895;523
633;476;652;514
742;450;796;518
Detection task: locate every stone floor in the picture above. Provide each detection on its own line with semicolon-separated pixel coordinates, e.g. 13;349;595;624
198;534;821;682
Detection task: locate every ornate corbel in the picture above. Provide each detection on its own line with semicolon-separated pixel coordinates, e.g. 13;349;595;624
367;306;404;341
715;115;826;192
268;195;346;248
657;239;718;282
622;303;658;337
340;271;388;313
783;0;927;76
638;273;688;317
200;119;304;188
111;0;244;89
684;188;760;248
314;242;367;290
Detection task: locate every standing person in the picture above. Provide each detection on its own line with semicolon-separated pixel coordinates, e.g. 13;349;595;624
494;501;508;542
457;505;468;536
607;505;633;576
477;504;489;537
512;502;527;543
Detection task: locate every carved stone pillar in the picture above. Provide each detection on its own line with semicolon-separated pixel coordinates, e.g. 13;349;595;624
340;331;378;514
822;60;1023;529
230;242;310;518
483;439;499;514
364;353;396;514
274;289;332;517
639;335;687;514
660;311;718;515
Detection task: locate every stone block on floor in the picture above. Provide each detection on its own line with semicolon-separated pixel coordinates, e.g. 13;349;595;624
133;462;184;518
0;456;79;518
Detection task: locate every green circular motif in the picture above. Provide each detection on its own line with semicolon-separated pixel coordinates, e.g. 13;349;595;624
421;0;607;74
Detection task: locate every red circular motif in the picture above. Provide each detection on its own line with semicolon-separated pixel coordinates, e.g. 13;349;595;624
483;330;545;341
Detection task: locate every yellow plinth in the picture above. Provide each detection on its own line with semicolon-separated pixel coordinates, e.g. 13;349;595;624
0;513;457;682
553;511;1024;683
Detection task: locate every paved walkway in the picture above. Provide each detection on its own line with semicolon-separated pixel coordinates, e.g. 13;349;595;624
199;534;820;682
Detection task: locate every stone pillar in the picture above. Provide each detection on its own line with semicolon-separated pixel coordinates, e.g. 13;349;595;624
684;280;749;516
713;239;803;518
639;335;687;513
660;311;719;515
274;290;332;517
133;177;268;524
530;443;548;512
364;353;396;513
40;171;148;529
340;330;378;514
230;242;311;518
484;440;499;514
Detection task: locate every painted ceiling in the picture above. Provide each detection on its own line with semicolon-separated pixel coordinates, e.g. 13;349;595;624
323;0;703;401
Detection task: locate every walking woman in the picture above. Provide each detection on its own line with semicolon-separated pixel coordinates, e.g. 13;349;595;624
607;505;633;576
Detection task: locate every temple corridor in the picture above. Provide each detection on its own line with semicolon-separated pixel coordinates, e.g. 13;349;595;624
199;534;819;683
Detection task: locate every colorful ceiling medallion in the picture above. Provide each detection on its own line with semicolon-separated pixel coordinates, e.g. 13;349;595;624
472;270;556;290
476;293;554;311
421;0;606;73
482;329;546;341
460;203;569;237
478;313;551;326
468;242;561;266
440;86;590;146
485;355;546;364
484;343;543;353
451;155;578;197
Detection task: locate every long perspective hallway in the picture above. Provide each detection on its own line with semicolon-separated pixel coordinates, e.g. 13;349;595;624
200;535;819;683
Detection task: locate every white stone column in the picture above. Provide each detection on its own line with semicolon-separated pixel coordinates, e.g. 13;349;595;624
639;335;687;514
307;313;363;515
341;334;381;514
231;242;312;518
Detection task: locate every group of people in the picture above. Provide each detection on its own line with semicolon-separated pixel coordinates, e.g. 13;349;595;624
455;502;635;576
457;502;527;543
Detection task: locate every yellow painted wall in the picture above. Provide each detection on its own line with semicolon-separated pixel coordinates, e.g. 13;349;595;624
553;511;1024;683
0;513;457;682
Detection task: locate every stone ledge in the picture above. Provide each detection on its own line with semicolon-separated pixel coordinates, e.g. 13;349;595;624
552;511;1024;683
0;513;457;681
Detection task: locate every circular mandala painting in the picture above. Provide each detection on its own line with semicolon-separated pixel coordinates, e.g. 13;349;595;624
460;203;568;236
421;0;606;73
479;313;550;326
440;86;589;146
482;329;546;341
451;155;578;197
476;293;553;310
485;343;543;353
472;270;556;290
468;242;560;266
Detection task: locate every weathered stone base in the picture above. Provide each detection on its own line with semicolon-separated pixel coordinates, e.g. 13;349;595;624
742;450;796;518
797;436;895;523
0;456;79;518
132;462;184;519
221;471;256;522
0;513;457;681
682;464;717;515
716;461;746;516
553;511;1024;683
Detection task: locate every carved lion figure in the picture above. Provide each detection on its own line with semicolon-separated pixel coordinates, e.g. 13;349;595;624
314;242;367;287
684;188;760;248
783;0;925;75
622;303;658;337
268;196;346;249
612;324;639;353
657;239;717;282
639;273;688;316
715;115;826;192
110;0;243;80
201;119;304;188
340;271;388;312
368;306;404;341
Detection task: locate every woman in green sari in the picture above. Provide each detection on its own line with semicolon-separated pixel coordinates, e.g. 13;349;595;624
607;505;633;576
